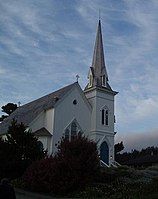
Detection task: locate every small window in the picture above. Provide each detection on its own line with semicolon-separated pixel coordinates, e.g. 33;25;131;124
102;109;105;125
105;110;108;125
65;129;69;140
73;99;77;105
101;108;109;126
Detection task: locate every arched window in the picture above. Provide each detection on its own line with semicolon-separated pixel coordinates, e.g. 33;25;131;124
64;120;83;141
71;122;77;139
65;129;70;140
101;108;109;126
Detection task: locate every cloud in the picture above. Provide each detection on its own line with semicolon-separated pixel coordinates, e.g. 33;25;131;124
0;0;158;149
107;1;158;134
116;128;158;152
0;66;6;75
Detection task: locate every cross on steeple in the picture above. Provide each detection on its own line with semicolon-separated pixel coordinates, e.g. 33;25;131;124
76;74;80;82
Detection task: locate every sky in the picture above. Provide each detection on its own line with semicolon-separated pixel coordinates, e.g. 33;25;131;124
0;0;158;151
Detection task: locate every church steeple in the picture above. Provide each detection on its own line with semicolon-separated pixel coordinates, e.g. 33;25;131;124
84;19;118;167
86;20;109;89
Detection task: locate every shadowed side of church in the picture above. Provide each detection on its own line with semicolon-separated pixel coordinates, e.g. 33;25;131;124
0;20;118;167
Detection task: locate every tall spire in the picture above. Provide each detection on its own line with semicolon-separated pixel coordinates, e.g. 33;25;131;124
92;19;108;87
85;20;110;91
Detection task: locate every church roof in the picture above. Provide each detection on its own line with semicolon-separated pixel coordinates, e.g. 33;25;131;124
84;81;114;93
0;82;77;134
34;127;52;137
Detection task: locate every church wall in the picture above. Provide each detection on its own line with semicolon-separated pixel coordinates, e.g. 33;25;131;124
45;108;54;134
95;90;114;133
95;132;114;165
52;86;91;153
29;109;54;134
29;109;54;155
85;89;116;165
29;111;46;132
85;89;115;133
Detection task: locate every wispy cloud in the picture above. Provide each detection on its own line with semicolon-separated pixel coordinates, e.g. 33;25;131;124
0;66;6;75
0;0;158;150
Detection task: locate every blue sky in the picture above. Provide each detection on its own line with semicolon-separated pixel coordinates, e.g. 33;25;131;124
0;0;158;151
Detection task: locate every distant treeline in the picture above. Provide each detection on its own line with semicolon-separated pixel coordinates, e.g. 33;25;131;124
116;146;158;166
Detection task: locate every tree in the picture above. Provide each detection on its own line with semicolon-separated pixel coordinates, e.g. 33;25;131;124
115;141;124;154
0;115;8;122
0;103;18;121
6;119;46;161
0;119;46;179
2;103;18;115
115;146;158;165
23;135;100;194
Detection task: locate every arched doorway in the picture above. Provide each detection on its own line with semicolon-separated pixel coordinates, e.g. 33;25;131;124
100;141;109;165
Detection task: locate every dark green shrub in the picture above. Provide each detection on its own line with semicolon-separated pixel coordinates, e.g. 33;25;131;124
0;160;30;180
23;157;55;192
96;166;133;184
23;135;100;195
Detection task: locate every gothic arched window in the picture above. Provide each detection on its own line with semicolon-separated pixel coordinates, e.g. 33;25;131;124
64;120;83;141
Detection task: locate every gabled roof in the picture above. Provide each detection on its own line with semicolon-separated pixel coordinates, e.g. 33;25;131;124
34;127;52;137
0;82;77;134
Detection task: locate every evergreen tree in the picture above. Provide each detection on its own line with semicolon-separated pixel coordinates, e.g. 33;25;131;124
0;119;46;179
0;103;18;121
5;119;46;161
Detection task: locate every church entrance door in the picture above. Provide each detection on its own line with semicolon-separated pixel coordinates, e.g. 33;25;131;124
100;141;109;165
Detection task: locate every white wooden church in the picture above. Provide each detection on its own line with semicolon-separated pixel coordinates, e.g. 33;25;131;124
0;20;118;167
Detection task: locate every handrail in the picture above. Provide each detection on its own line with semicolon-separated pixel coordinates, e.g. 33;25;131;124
100;160;110;168
114;161;121;166
111;162;117;168
111;161;121;167
100;160;121;168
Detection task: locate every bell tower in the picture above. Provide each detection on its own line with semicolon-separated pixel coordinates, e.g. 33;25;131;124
84;20;118;166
